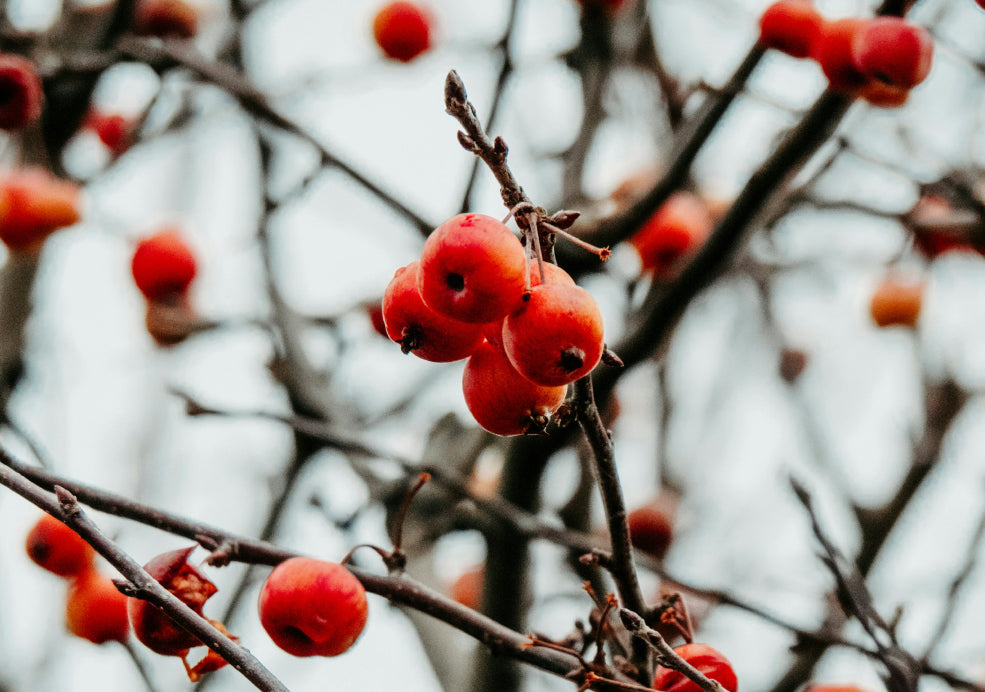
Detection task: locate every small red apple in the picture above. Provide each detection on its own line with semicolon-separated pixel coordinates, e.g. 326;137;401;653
373;2;432;62
26;513;95;578
131;229;198;302
651;643;738;692
758;0;824;59
258;557;368;657
852;17;933;89
66;570;131;645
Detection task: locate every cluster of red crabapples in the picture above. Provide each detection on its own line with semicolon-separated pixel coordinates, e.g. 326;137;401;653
383;213;605;436
25;513;130;646
758;0;934;106
130;229;199;346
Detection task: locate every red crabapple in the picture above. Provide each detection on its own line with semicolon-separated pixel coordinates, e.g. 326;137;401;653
869;274;923;328
418;213;527;324
852;17;933;89
383;261;485;362
651;643;738;692
448;566;484;611
373;2;432;63
85;111;133;156
127;546;217;656
463;340;567;435
66;570;131;645
627;503;674;561
25;513;95;578
631;192;713;275
812;18;870;94
0;55;42;130
134;0;199;39
502;282;604;387
0;168;81;251
131;230;198;302
258;557;368;657
481;262;575;352
758;0;824;59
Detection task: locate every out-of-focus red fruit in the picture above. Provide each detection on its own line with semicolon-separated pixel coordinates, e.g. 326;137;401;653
630;192;713;275
449;566;484;611
364;300;388;338
382;261;485;362
0;168;81;251
502;282;605;387
418;213;527;324
66;570;131;644
859;81;910;108
905;195;977;257
628;503;674;561
852;17;933;89
758;0;824;59
25;513;95;578
463;341;567;435
373;2;432;62
134;0;199;39
869;274;924;328
0;55;42;130
778;347;808;383
812;18;870;93
127;546;218;656
144;294;197;347
258;557;368;657
651;643;738;692
85;111;133;156
131;230;198;302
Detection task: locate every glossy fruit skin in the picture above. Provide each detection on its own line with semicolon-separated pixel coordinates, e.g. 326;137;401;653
758;0;824;59
258;557;368;657
628;505;674;561
481;263;575;351
852;18;933;89
812;18;870;93
66;570;131;645
383;261;485;362
26;514;95;578
631;192;713;275
134;0;199;39
463;341;567;435
0;168;80;251
869;275;923;328
373;2;432;62
418;213;527;324
502;283;604;387
0;55;42;130
128;546;217;656
131;230;198;302
651;643;738;692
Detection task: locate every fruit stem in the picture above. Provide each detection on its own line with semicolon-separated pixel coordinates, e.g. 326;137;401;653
541;222;610;261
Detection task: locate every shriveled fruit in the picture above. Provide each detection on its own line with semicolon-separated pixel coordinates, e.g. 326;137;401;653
383;261;484;362
463;341;567;435
258;557;368;657
502;283;604;387
127;546;217;656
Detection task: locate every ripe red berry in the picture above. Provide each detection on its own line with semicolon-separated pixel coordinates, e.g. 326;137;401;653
134;0;200;39
463;340;567;435
382;261;485;362
859;81;910;108
258;557;368;657
758;0;824;59
812;18;870;93
448;566;484;611
364;300;389;338
502;283;604;387
373;2;432;63
628;504;674;561
651;643;738;692
0;168;81;251
481;262;575;351
127;546;218;656
630;192;713;275
418;213;527;324
131;230;198;302
869;274;923;328
0;55;42;130
86;111;132;156
26;513;95;578
852;18;933;90
66;570;131;645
